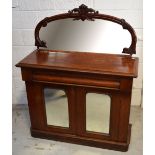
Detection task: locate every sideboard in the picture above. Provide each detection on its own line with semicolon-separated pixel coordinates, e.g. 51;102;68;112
16;4;139;151
16;49;138;151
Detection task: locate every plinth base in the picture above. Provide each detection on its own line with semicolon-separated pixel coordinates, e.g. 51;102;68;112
31;124;131;152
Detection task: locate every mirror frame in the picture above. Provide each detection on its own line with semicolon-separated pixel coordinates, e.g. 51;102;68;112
35;4;137;55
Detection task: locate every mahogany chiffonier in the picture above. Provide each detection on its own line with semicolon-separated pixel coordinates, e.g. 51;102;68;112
16;4;138;152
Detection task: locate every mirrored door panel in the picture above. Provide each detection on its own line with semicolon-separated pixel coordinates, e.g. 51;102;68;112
86;93;111;134
44;88;69;128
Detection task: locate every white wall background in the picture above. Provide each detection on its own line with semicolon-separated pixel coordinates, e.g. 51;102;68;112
12;0;143;105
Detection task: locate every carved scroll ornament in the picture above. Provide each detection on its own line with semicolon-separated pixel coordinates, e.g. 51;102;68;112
68;4;99;21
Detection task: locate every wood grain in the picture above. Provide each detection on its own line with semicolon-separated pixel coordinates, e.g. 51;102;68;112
16;49;138;77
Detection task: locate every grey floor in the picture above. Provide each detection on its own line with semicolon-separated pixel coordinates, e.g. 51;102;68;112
12;105;142;155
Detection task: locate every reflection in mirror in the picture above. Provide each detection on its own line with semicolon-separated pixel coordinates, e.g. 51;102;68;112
44;88;69;127
40;19;131;54
86;93;111;134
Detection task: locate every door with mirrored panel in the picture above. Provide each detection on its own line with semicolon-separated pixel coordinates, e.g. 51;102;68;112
86;93;111;135
76;88;113;140
44;88;69;128
43;85;76;134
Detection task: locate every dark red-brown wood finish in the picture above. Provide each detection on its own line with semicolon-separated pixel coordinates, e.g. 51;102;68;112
16;4;139;152
16;49;138;151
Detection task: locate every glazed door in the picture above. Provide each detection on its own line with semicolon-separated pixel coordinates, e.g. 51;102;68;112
75;86;121;141
26;81;76;134
43;83;77;134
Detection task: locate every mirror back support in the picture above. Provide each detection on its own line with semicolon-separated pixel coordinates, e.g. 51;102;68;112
35;4;137;55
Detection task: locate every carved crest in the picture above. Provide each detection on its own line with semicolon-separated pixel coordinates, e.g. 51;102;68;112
68;4;99;21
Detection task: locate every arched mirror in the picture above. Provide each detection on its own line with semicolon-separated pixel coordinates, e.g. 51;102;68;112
39;19;131;54
35;4;137;55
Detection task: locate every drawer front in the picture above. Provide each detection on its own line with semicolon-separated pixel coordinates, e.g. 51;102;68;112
32;71;120;89
21;68;133;91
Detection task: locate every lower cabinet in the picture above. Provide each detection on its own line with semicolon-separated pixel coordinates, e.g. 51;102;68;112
16;48;138;151
25;81;132;151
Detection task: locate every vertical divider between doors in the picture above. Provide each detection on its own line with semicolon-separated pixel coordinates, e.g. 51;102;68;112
66;86;77;134
75;86;86;136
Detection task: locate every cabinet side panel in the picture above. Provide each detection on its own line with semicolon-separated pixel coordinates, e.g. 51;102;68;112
118;79;133;141
25;81;46;130
118;92;132;142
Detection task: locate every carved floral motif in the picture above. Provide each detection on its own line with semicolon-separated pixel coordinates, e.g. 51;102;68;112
68;4;99;21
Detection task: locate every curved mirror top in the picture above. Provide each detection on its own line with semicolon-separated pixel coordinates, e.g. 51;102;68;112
39;19;131;54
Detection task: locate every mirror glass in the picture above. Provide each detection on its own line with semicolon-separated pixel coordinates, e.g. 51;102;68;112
40;19;131;54
86;93;111;134
44;88;69;127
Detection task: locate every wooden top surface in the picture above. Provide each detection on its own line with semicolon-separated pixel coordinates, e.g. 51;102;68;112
16;50;138;77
